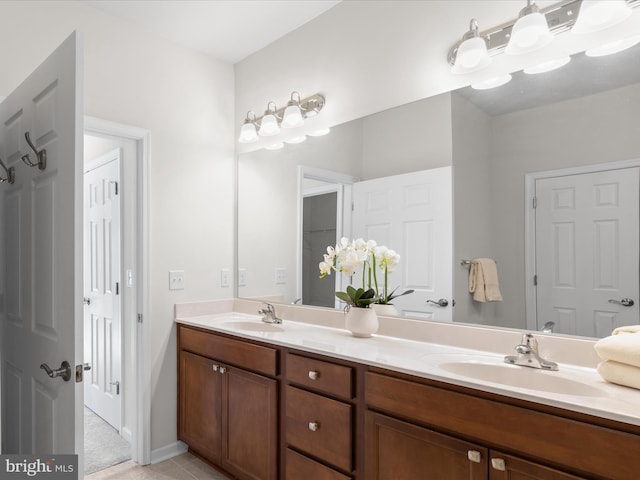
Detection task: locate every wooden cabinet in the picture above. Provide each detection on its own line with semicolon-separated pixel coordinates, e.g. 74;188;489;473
178;325;278;480
366;411;488;480
284;352;356;479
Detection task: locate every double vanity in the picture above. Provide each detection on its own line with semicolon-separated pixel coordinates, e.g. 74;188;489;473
176;300;640;480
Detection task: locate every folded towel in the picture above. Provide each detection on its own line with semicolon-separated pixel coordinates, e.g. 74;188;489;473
594;333;640;368
597;360;640;390
612;325;640;335
468;258;503;302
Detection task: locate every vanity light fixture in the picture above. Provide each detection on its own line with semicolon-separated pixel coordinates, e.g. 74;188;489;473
506;0;553;55
238;92;326;146
451;19;491;74
572;0;632;35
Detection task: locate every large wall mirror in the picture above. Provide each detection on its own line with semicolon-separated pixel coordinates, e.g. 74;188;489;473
237;42;640;338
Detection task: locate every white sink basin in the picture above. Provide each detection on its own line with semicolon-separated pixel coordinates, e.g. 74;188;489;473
223;320;284;333
439;360;603;397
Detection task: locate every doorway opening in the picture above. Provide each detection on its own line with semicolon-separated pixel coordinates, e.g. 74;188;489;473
83;117;151;472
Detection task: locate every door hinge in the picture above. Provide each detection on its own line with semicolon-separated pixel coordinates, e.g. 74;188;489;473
532;196;537;208
115;282;120;295
534;274;538;286
137;313;143;323
110;180;119;195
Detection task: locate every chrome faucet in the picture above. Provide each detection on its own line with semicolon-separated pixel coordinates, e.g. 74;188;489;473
540;321;555;333
504;332;558;371
258;303;282;324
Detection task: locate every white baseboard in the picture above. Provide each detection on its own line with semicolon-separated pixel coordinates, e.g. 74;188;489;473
121;426;133;445
150;441;188;464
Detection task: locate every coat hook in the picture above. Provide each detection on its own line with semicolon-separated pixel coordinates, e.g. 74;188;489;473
0;157;16;184
21;132;47;171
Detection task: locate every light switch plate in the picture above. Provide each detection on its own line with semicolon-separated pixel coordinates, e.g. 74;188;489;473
238;268;247;287
275;268;287;285
221;269;231;288
169;270;185;290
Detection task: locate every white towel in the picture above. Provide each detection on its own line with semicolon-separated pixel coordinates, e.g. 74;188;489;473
594;332;640;368
612;325;640;335
468;258;503;302
597;360;640;390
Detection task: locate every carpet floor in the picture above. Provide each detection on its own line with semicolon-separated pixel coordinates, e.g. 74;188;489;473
84;407;131;475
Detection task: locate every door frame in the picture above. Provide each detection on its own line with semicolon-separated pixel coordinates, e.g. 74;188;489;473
524;158;640;332
84;116;151;465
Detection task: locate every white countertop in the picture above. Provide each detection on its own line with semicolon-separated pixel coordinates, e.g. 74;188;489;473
176;311;640;428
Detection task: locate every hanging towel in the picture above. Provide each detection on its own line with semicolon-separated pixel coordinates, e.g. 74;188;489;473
468;258;503;302
612;325;640;335
594;331;640;368
597;360;640;390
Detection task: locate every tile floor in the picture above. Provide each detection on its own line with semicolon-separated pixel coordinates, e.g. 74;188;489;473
84;452;232;479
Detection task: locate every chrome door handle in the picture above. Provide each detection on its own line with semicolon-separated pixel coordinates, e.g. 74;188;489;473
83;297;91;305
426;298;449;307
608;298;635;307
40;361;72;382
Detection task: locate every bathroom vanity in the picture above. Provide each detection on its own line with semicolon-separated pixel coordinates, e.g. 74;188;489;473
176;303;640;480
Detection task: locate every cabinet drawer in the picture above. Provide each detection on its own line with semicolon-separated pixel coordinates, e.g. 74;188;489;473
366;371;640;480
286;449;350;480
179;325;278;376
286;352;353;399
285;385;352;472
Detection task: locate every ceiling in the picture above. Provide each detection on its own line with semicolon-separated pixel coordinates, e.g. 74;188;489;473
82;0;342;64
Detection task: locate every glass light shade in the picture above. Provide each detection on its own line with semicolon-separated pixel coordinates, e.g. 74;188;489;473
506;12;553;55
586;36;640;57
238;122;258;143
452;36;491;74
265;142;284;150
471;74;512;90
524;55;571;74
284;135;307;144
258;114;280;136
572;0;632;35
308;127;331;137
282;105;304;128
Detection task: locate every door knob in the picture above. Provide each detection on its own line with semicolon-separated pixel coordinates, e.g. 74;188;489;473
40;361;72;382
426;298;449;307
608;298;634;307
83;297;91;305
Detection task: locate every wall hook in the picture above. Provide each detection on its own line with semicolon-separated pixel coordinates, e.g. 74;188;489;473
21;132;47;170
0;157;15;184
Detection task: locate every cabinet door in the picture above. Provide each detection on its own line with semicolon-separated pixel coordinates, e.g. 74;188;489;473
222;366;278;480
489;452;587;480
178;350;222;463
366;411;488;480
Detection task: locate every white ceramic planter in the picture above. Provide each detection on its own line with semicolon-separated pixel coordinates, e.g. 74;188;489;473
372;303;399;317
345;307;379;338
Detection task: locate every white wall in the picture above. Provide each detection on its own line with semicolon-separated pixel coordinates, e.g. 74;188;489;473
0;1;234;454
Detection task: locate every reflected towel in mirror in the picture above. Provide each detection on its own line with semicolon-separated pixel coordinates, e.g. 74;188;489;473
468;258;503;302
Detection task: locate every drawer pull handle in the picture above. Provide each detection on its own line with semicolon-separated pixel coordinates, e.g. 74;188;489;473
308;422;319;432
491;458;506;471
308;370;320;380
467;450;482;463
212;364;219;372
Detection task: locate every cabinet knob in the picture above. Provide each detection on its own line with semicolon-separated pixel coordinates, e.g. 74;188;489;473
308;422;319;432
467;450;482;463
491;458;506;471
219;366;227;374
212;364;219;372
308;370;320;380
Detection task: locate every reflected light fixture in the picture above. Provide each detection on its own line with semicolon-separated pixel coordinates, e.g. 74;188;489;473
524;55;571;74
572;0;632;35
506;0;553;55
451;19;491;74
586;35;640;56
471;74;512;90
282;91;305;128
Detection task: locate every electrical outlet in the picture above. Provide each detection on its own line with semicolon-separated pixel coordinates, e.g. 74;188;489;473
238;269;247;287
221;269;231;288
169;270;185;290
275;268;287;285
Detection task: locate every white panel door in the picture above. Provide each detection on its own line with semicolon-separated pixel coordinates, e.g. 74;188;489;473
84;150;122;431
352;167;452;321
535;168;639;337
1;32;83;454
